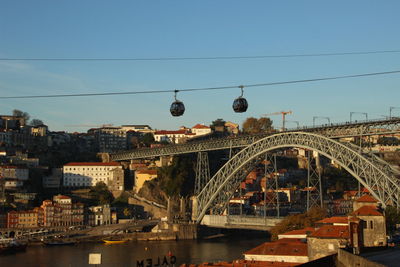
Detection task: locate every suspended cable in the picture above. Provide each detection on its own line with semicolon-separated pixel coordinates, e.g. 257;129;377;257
1;70;400;99
1;49;400;61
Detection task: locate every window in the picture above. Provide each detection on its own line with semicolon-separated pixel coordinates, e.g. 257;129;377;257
370;221;374;229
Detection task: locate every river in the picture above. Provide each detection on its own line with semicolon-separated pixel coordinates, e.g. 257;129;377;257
0;235;269;267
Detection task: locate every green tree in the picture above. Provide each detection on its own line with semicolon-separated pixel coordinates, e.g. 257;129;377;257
269;207;327;240
89;182;114;205
30;119;44;126
385;206;400;234
140;133;155;146
12;109;30;124
242;117;274;134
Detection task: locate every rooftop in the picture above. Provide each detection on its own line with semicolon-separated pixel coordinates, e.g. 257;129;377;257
310;225;349;239
352;205;383;216
244;238;308;257
279;227;315;237
192;124;211;129
316;216;349;225
64;162;120;167
154;130;188;135
355;194;378;203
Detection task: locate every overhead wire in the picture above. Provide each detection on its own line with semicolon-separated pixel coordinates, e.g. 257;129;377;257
1;49;400;61
1;70;400;99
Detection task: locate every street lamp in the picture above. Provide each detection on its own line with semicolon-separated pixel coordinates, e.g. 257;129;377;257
390;107;400;119
313;116;330;127
350;112;368;122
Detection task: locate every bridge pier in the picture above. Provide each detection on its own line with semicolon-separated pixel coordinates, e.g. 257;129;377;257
195;152;210;195
307;151;323;209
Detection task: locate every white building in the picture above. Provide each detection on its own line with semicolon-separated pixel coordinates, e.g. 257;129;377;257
121;125;153;134
153;130;195;144
191;124;212;136
63;162;124;190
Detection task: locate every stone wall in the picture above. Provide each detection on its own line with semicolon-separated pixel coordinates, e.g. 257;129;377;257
337;249;386;267
308;237;346;260
128;197;167;219
358;215;387;247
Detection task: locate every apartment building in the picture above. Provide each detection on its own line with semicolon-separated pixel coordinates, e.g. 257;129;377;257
63;162;124;190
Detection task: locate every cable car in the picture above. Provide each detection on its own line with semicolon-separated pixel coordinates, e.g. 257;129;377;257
170;100;185;116
232;96;248;113
170;90;185;116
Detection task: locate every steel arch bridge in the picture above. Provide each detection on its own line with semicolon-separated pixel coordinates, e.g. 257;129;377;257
194;131;400;223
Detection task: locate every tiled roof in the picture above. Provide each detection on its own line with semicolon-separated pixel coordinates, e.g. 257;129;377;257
352;205;383;216
192;124;210;129
355;194;378;203
136;169;157;175
154;130;187;135
316;216;349;225
64;162;120;166
280;227;315;236
244;238;308;257
310;225;349;239
54;195;71;199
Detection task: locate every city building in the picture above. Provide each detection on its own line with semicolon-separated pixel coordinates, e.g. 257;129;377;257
88;204;112;226
244;238;309;264
153;130;195;144
42;168;62;189
191;124;212;136
63;162;124;190
7;210;39;228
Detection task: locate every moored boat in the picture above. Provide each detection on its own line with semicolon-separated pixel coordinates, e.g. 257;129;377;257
0;238;27;254
102;239;127;244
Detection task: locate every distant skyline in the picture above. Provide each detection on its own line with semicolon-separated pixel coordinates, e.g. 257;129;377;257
1;1;400;132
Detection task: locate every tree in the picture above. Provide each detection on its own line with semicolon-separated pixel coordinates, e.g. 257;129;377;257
89;182;114;205
385;206;400;235
269;207;327;240
30;119;44;126
12;109;30;122
242;117;274;134
140;133;155;146
211;118;226;127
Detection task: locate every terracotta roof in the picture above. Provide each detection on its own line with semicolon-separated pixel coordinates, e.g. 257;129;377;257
136;169;157;175
154;130;187;135
310;225;349;239
64;162;120;166
192;124;210;129
54;195;71;199
352;205;383;216
316;216;349;225
280;227;315;236
355;194;378;203
244;239;308;257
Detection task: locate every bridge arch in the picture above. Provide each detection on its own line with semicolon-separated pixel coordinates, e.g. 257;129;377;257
195;132;400;223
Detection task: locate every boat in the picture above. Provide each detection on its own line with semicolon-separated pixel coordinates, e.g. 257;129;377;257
102;239;127;244
0;238;27;254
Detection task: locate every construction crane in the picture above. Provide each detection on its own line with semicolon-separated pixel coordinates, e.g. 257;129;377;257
262;111;292;131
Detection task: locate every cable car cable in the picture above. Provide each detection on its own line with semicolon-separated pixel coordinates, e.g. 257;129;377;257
1;69;400;99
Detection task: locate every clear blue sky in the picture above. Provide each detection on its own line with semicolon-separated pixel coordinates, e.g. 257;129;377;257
1;1;400;132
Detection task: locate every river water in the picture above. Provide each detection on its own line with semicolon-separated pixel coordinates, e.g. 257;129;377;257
0;235;269;267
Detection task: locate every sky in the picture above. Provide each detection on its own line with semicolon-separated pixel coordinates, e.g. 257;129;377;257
1;1;400;132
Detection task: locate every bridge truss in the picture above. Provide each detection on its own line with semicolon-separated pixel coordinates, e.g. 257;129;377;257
194;132;400;223
111;118;400;161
